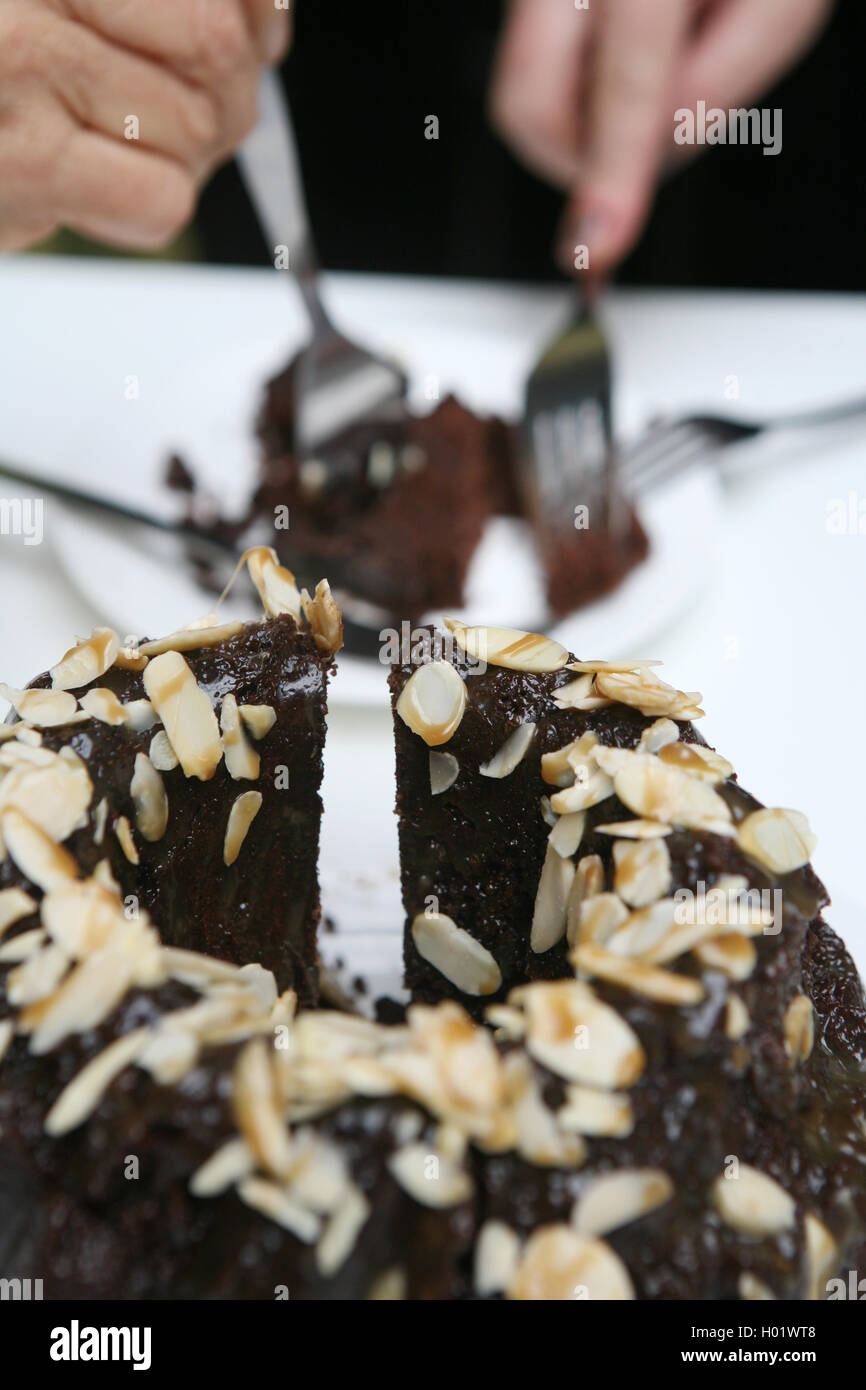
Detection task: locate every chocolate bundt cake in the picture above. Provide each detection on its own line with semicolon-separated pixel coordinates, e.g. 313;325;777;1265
1;599;864;1300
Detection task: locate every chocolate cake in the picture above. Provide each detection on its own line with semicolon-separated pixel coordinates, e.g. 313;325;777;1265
1;600;864;1300
0;548;341;1004
252;356;647;621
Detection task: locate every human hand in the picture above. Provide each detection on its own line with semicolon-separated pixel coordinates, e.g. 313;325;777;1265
490;0;834;276
0;0;291;251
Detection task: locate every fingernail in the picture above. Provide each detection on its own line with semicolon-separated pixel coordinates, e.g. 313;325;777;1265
264;15;289;64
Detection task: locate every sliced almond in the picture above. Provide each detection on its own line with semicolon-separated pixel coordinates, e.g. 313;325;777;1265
557;1085;634;1138
139;618;245;658
224;790;263;866
240;704;277;740
613;837;671;908
530;844;576;953
316;1183;370;1275
724;994;751;1039
658;741;733;783
50;627;119;690
79;687;128;726
301;579;344;655
143;650;222;781
243;546;302;620
124;699;157;732
595;819;673;839
571;892;629;950
551;674;604;711
695;933;757;982
0;808;78;891
573;942;705;1006
149;730;179;772
411;911;501;996
387;1142;473;1208
237;1177;319;1242
474;1220;521;1296
541;732;598;788
517;979;645;1089
220;693;260;781
0;886;37;938
444;619;568;672
429;750;459;795
548;810;586;858
572;1168;673;1237
130;753;169;842
711;1165;795;1237
0;754;92;843
736;808;817;874
0;685;81;728
480;722;536;779
396;661;467;747
115;814;139;865
637;719;679;753
612;753;732;833
594;668;704;720
569;660;663;674
565;856;606;946
783;994;814;1066
508;1226;634;1301
804;1213;837;1301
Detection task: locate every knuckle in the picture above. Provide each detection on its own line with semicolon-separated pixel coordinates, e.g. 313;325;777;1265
137;166;196;247
181;89;221;151
195;2;251;79
221;79;258;147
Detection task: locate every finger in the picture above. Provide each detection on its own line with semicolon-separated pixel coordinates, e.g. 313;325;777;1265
63;0;259;88
489;0;592;188
673;0;834;117
33;15;222;171
55;126;197;249
559;0;690;274
242;0;293;63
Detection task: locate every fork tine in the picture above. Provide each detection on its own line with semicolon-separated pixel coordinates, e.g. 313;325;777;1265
621;421;702;480
624;429;717;496
622;421;718;487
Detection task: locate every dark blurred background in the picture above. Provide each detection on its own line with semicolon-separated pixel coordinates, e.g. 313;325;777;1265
195;0;865;289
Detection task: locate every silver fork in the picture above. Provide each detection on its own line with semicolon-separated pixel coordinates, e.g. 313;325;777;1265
237;70;407;468
622;393;866;495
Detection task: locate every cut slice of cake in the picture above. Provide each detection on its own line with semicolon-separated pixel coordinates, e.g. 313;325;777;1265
0;549;341;1004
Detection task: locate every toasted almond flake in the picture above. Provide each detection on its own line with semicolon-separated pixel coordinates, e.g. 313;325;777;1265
14;727;42;747
594;668;704;720
638;719;679;753
115;814;139;865
93;859;121;895
233;1038;293;1176
139;619;245;658
0;886;37;938
130;753;169;842
240;704;277;739
237;1176;320;1241
429;750;459;795
572;1168;673;1237
149;730;179;772
7;942;69;1006
224;791;263;867
124;699;157;732
530;844;576;953
739;1273;776;1301
613;837;671;908
444;619;568;673
783;994;814;1066
0;742;56;771
549;810;586;858
551;674;604;711
540;795;557;828
0;685;81;728
484;1003;526;1042
508;1226;634;1301
711;1165;795;1237
571;892;629;950
316;1183;370;1275
113;644;149;672
695;933;757;982
612;753;731;832
79;687;128;726
44;1027;149;1136
595;819;673;839
301;579;344;655
569;660;663;675
242;546;302;620
190;1137;255;1197
474;1220;521;1295
805;1213;837;1301
573;942;705;1006
517;979;645;1089
40;879;126;956
658;741;733;783
137;1027;199;1083
143;650;222;781
220;693;260;781
50;628;120;690
550;767;613;815
605;898;681;960
388;1142;473;1208
24;936;160;1054
0;1018;13;1063
565;856;607;946
480;722;536;779
558;1085;634;1137
725;994;751;1040
736;807;817;874
0;928;46;963
396;661;467;747
1;808;78;891
92;797;108;845
411;911;501;996
541;732;598;788
367;1267;407;1300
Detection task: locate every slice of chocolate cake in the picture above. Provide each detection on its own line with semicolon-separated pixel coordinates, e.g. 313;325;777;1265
0;548;341;1004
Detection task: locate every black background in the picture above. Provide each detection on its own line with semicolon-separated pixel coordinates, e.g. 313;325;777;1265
197;0;865;289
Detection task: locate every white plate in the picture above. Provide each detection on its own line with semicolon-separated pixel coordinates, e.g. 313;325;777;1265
34;264;722;705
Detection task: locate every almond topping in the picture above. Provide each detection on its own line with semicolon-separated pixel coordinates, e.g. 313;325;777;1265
572;1168;673;1237
530;844;576;953
149;730;179;772
0;685;81;728
243;546;302;620
396;661;467;747
79;687;128;725
783;994;814;1066
143;651;223;781
411;911;501;996
573;942;705;1006
220;693;260;781
508;1226;634;1301
130;753;169;842
240;704;277;740
736;807;817;874
711;1165;795;1237
50;627;119;690
224;791;263;866
0;808;78;891
139;619;245;658
429;750;459;795
301;579;344;655
613;837;672;908
115;815;139;865
516;979;645;1089
480;722;536;779
444;620;569;673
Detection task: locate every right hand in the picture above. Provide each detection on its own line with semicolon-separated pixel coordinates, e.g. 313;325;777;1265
0;0;292;251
